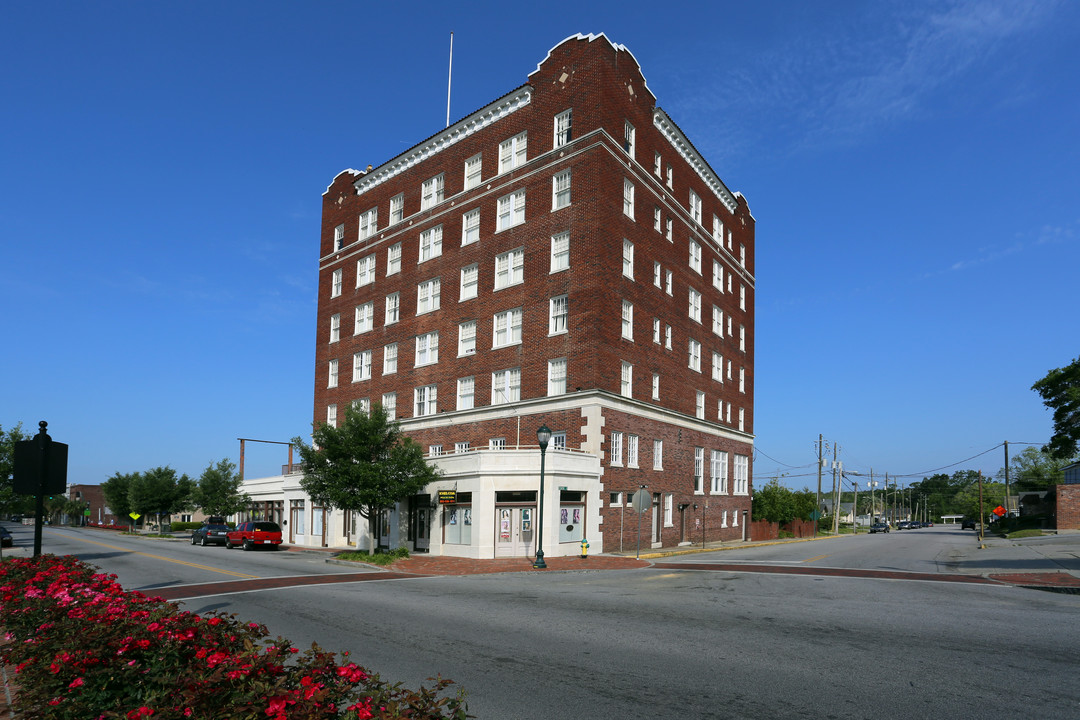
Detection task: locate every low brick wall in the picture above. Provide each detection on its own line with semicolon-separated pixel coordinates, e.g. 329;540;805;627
1057;484;1080;529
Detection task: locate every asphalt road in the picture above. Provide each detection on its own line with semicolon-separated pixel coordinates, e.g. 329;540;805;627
13;523;1080;719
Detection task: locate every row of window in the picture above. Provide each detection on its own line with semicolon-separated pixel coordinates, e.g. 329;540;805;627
619;361;747;431
609;491;745;529
428;432;568;457
606;434;749;495
621;237;747;311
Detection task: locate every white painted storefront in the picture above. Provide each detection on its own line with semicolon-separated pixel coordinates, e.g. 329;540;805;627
237;447;602;559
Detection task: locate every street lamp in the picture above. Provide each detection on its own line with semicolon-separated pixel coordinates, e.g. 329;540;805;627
534;424;552;569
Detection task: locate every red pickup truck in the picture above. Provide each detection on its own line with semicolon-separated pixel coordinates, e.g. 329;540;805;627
225;521;283;550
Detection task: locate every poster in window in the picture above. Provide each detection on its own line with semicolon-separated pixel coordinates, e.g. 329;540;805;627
449;508;457;526
573;508;580;525
522;508;532;532
500;509;510;540
463;509;472;525
560;508;568;525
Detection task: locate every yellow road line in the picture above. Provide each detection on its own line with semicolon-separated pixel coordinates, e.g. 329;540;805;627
802;554;829;564
59;534;257;579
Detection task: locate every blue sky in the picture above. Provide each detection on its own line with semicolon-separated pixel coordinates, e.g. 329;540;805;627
2;1;1076;489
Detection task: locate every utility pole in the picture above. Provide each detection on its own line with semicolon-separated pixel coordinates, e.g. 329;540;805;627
1004;441;1011;517
869;469;876;523
852;479;860;534
815;434;824;538
977;470;985;545
831;443;841;535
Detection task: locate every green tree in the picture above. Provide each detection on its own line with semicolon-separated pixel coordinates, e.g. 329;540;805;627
752;478;815;524
193;459;249;517
954;480;1006;523
999;446;1077;491
1032;356;1080;459
128;467;195;531
101;471;137;523
293;404;441;553
0;423;31;517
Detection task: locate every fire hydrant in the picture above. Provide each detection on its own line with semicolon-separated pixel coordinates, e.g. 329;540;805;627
580;538;590;559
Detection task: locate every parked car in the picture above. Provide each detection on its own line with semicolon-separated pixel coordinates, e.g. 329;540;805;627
226;521;283;551
0;527;12;548
869;522;890;534
961;518;976;530
897;521;911;530
190;523;230;547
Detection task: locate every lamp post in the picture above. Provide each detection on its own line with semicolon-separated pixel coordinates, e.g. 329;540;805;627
534;424;552;569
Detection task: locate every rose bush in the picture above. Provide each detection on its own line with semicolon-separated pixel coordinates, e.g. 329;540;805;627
0;555;469;719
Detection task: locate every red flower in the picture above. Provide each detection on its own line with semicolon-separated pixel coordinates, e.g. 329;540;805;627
68;677;85;689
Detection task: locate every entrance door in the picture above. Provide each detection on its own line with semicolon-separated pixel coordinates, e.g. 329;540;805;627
495;506;536;557
312;507;327;547
409;495;431;552
651;493;662;546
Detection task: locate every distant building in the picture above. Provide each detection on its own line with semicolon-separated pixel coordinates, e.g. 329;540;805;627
249;34;757;557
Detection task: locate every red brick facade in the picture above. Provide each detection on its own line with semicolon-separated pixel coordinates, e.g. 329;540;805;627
1057;484;1080;530
314;34;755;552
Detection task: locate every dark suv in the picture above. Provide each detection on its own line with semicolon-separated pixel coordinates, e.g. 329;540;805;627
226;521;283;550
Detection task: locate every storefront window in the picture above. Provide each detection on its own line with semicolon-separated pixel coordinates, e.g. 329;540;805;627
443;493;473;545
559;491;585;543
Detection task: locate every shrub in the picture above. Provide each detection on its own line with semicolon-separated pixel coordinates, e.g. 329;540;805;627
335;548;410;567
0;554;469;719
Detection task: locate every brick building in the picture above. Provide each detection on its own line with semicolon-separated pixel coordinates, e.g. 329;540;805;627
295;33;754;558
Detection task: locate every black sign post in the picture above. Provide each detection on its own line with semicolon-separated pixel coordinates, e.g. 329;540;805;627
13;421;68;558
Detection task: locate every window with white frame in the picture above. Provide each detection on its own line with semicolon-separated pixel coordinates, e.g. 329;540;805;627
689;189;702;224
654;206;662;232
458;320;476;356
610;491;625;507
623;178;634;218
665;163;673;189
354;302;374;334
421;174;444;209
457;376;474;410
493;308;522;347
739;407;745;432
740;243;746;267
623;121;635;158
694;447;704;493
383;343;397;375
356;254;375;287
653;152;662;177
726;401;732;423
727;359;733;381
549;295;568;335
548;358;567;396
722;509;729;527
689;239;701;274
622;239;634;278
728;315;733;338
665;217;673;242
455;441;470;453
653;439;663;470
665;324;672;349
327;403;337;427
696;391;705;419
739;325;746;352
385;292;400;325
664;493;673;526
353;350;372;382
465;153;482;190
419;225;442;262
333;224;345;251
665;269;672;295
688;287;701;322
328;359;338;388
496;191;525;231
550;232;569;272
382;392;396;420
358;207;377;240
553;170;571;210
627;434;639;468
428;444;443;457
554;109;572;147
460;264;478;301
331;269;342;298
491;367;520;404
653;261;661;287
712;306;724;337
417;278;440;314
621;300;633;340
494;247;524;289
734;454;749;494
498;132;527;173
652;318;660;344
354;398;370;416
610;431;623;466
620;362;633;398
740;284;747;311
689;338;701;371
712;451;730;496
390;194;404;225
415;385;437;417
728;272;733;293
713;260;724;292
712;352;724;382
461;209;480;246
387;242;401;275
552;431;566;450
652;372;660;400
329;314;340;343
489;437;506;450
415;331;439;367
713;215;724;245
739;367;746;393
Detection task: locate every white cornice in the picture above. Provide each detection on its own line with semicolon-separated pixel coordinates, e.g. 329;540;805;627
654;109;738;214
353;87;533;197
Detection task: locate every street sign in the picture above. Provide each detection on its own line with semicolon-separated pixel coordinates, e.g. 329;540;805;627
992;505;1006;517
631;489;651;512
129;513;141;520
810;510;821;521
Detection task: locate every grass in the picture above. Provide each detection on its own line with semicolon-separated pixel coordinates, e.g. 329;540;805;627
1003;528;1044;539
336;546;410;566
